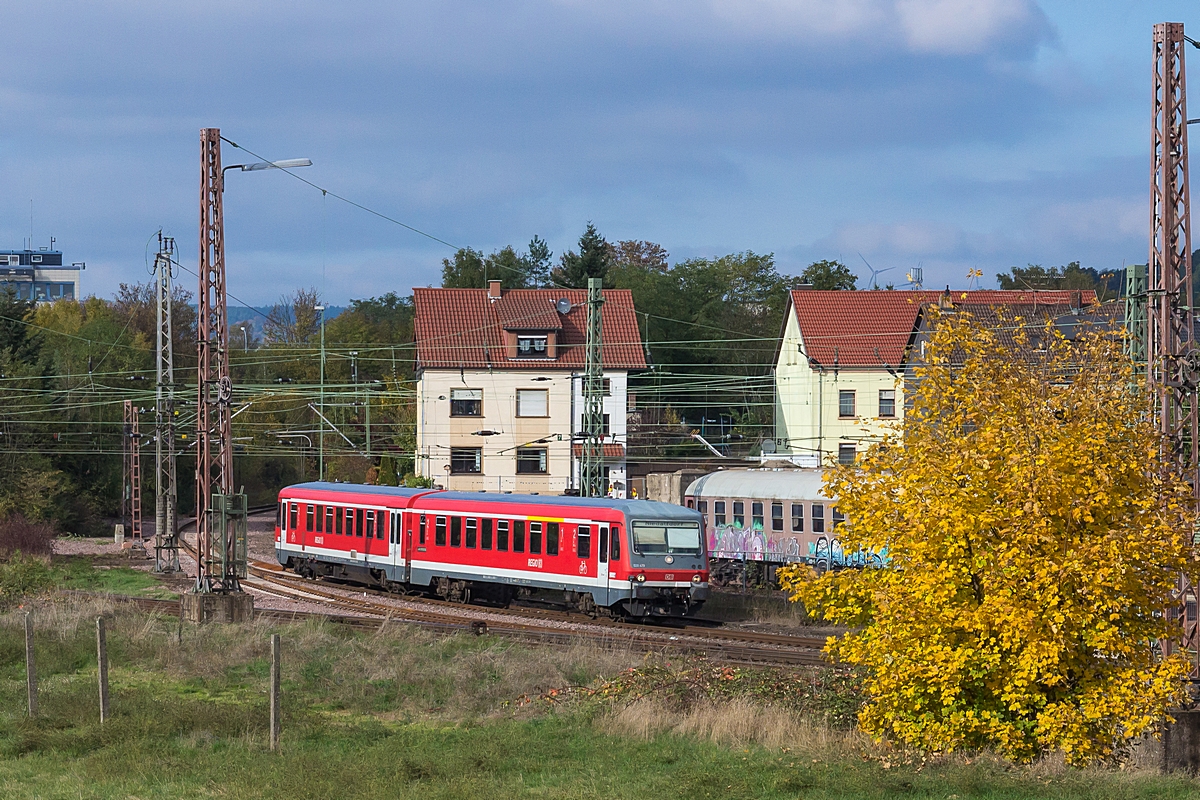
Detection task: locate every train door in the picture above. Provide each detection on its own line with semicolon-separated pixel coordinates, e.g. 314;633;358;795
597;524;611;605
362;508;387;563
389;510;403;580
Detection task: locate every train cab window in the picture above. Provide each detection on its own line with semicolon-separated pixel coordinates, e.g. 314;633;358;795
482;519;493;550
686;498;694;509
306;504;314;530
289;503;298;531
546;522;559;556
752;502;764;530
599;527;608;564
790;503;804;532
513;520;525;553
326;506;335;533
345;508;355;537
466;518;478;549
277;502;284;531
419;515;427;545
435;516;447;546
733;501;744;529
833;508;845;528
529;522;542;554
577;525;591;558
450;517;462;547
610;523;622;561
497;520;510;551
812;504;825;533
356;508;365;537
714;501;726;526
771;502;784;532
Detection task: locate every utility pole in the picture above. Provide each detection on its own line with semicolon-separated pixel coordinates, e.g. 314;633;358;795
122;400;143;550
193;127;249;602
581;277;606;497
1147;23;1200;676
154;233;180;573
316;304;326;481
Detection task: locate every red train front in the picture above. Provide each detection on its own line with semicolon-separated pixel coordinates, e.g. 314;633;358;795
274;482;709;618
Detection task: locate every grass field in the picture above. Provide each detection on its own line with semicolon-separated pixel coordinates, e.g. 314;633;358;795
2;597;1199;799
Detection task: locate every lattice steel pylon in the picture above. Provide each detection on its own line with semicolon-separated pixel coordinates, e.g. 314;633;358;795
580;277;606;498
153;233;180;573
122;400;143;549
195;128;246;593
1148;22;1200;676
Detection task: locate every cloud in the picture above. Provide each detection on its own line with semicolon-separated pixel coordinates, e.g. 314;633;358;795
895;0;1050;55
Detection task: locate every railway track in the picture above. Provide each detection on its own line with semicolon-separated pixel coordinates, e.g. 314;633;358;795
172;513;828;666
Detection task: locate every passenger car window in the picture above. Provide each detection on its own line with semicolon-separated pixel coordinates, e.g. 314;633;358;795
497;520;510;551
577;525;591;558
529;522;542;554
546;522;559;556
435;516;447;546
513;520;525;553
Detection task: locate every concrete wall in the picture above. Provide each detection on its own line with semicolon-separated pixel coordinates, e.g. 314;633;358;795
645;470;706;505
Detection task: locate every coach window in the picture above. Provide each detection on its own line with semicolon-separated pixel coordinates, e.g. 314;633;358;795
306;504;314;530
771;503;784;532
466;518;478;549
833;508;846;529
812;503;825;534
345;508;355;536
451;517;462;547
326;506;335;533
364;510;374;538
289;503;298;531
482;519;493;550
610;523;622;561
598;527;608;564
376;511;386;539
577;525;591;558
435;516;447;547
322;505;331;533
497;520;510;551
714;501;726;526
733;501;744;529
513;520;526;553
790;503;804;532
697;501;707;520
419;515;426;545
356;508;365;537
752;502;764;530
546;522;559;556
529;522;542;554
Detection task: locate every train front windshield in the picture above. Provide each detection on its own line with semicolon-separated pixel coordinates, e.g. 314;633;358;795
632;521;703;555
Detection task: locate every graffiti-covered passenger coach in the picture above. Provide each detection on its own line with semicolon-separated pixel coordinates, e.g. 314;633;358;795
275;483;708;618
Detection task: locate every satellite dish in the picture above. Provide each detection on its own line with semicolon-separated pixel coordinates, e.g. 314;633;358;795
761;439;776;454
556;298;572;314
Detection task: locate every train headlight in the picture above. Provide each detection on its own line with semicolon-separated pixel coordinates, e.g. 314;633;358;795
692;574;701;583
636;573;646;583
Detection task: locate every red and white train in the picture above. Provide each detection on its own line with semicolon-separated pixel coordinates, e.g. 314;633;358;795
275;482;709;618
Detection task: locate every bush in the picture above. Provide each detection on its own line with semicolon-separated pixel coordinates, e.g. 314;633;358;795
0;514;55;560
0;552;55;608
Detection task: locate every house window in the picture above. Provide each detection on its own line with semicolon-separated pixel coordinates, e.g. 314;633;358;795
601;378;612;395
790;503;803;532
516;389;548;417
839;390;856;418
450;388;482;417
812;503;825;533
516;448;548;474
450;447;482;474
838;443;857;465
516;335;548;358
771;502;784;532
879;389;896;418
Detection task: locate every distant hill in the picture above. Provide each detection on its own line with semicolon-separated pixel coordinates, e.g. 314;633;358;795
204;305;345;338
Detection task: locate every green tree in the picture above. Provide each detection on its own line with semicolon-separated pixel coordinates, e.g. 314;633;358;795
996;262;1120;301
525;235;553;288
264;287;322;345
799;259;857;290
553;223;611;288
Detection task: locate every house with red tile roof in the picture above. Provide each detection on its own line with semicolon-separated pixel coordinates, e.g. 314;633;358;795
773;288;1097;465
413;281;646;495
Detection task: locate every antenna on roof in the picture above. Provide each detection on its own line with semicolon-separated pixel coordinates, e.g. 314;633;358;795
858;252;894;290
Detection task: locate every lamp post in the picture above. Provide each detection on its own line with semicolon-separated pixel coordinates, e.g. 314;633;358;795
239;325;248;351
315;304;326;480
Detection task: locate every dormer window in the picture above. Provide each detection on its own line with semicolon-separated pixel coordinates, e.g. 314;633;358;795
516;335;548;358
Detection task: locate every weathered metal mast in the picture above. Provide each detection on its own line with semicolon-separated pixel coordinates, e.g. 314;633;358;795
153;233;180;573
580;277;606;498
195;128;247;594
1148;22;1200;673
121;400;143;549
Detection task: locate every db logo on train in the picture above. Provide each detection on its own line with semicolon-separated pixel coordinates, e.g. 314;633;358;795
578;561;587;574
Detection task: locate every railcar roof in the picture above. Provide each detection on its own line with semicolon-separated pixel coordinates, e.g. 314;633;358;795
282;482;429;498
685;469;828;500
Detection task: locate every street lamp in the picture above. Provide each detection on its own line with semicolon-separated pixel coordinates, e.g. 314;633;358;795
224;158;313;175
315;304;326;481
239;325;249;351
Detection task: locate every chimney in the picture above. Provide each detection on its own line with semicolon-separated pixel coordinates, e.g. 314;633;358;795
488;280;502;301
938;285;953;311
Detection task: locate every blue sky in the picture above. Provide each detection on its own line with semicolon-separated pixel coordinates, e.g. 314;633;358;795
0;1;1188;303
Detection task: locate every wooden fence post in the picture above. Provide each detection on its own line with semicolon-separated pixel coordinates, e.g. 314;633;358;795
97;616;110;723
24;612;37;719
269;633;281;751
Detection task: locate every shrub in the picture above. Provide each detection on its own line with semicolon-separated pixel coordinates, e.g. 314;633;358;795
0;551;55;608
0;513;55;560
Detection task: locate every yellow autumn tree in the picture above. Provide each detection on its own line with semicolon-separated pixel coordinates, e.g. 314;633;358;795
779;309;1194;764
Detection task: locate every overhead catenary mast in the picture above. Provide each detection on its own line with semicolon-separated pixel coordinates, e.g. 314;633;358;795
580;276;606;497
153;233;180;573
121;400;143;550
